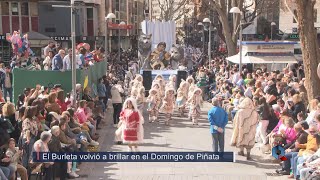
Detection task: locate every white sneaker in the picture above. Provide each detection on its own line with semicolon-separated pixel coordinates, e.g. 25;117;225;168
69;171;79;178
75;168;80;172
90;140;99;146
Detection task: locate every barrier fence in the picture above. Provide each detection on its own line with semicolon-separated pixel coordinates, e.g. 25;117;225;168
13;61;108;103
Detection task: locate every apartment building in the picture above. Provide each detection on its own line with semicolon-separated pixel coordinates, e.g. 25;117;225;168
279;0;320;35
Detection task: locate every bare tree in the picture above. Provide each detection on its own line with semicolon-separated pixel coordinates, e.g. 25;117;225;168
157;0;190;21
200;0;276;56
293;0;320;100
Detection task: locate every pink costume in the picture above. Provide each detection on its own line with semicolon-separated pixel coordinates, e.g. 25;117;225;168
187;88;203;125
160;88;176;125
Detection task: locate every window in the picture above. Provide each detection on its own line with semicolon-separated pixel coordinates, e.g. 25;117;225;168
87;8;93;19
314;9;317;23
293;9;297;23
11;2;18;16
1;2;9;15
45;27;56;32
21;2;29;16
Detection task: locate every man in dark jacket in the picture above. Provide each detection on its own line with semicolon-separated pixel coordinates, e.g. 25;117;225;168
1;66;13;102
276;122;308;175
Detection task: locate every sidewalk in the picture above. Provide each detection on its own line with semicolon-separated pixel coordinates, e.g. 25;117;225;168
77;102;288;180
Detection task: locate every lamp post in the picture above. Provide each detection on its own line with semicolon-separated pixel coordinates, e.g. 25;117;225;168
105;13;116;52
197;22;204;54
118;21;126;67
271;22;276;40
203;18;211;67
52;0;78;106
229;7;243;73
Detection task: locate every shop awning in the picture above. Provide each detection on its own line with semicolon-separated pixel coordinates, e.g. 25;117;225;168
226;54;298;64
24;31;56;47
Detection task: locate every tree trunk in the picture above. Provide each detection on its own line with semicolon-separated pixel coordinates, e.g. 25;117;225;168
219;11;237;56
295;0;320;101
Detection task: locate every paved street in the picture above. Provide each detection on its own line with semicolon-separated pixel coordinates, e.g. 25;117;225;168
78;102;288;180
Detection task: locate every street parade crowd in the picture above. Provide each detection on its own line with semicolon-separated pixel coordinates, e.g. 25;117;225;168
0;35;319;180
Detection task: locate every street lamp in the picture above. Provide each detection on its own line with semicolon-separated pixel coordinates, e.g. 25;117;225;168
105;13;116;52
52;0;78;106
229;7;243;73
197;22;204;52
203;18;211;66
271;22;276;40
118;21;126;68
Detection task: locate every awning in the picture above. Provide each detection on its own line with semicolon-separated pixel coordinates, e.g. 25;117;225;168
226;54;298;64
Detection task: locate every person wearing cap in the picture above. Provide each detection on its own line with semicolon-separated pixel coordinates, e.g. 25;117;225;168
208;98;228;152
1;66;13;102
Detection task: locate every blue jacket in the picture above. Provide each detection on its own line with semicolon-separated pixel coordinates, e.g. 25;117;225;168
97;83;107;98
208;106;228;134
52;54;63;70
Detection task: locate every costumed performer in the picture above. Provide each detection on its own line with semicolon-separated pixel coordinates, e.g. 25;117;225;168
176;80;188;116
159;88;176;126
187;88;203;125
146;88;160;123
230;97;259;160
117;97;144;152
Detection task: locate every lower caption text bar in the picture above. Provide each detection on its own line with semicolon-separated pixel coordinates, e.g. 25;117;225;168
33;152;234;162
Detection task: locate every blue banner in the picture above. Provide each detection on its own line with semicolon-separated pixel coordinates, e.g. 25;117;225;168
32;152;234;162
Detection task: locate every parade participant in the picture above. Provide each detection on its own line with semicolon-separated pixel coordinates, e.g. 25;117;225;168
166;74;176;90
151;81;163;99
134;74;143;84
231;97;259;160
119;98;143;152
176;80;188;116
146;88;160;122
186;76;196;98
187;88;203;125
136;87;145;114
160;88;176;126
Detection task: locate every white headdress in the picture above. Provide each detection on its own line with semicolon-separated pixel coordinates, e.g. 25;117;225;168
186;76;195;84
122;97;138;111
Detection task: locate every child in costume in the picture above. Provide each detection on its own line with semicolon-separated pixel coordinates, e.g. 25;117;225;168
186;76;196;120
187;88;203;125
146;88;160;122
166;74;177;90
176;80;188;116
136;87;145;114
160;88;176;126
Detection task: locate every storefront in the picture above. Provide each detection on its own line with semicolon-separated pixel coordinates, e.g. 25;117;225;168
0;35;12;64
49;36;105;51
226;41;298;71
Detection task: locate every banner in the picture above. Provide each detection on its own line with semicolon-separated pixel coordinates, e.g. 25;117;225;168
33;152;235;163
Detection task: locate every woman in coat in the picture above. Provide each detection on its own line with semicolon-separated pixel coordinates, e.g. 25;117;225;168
231;97;259;160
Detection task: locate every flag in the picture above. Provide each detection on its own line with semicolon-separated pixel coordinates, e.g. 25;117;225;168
83;75;88;90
